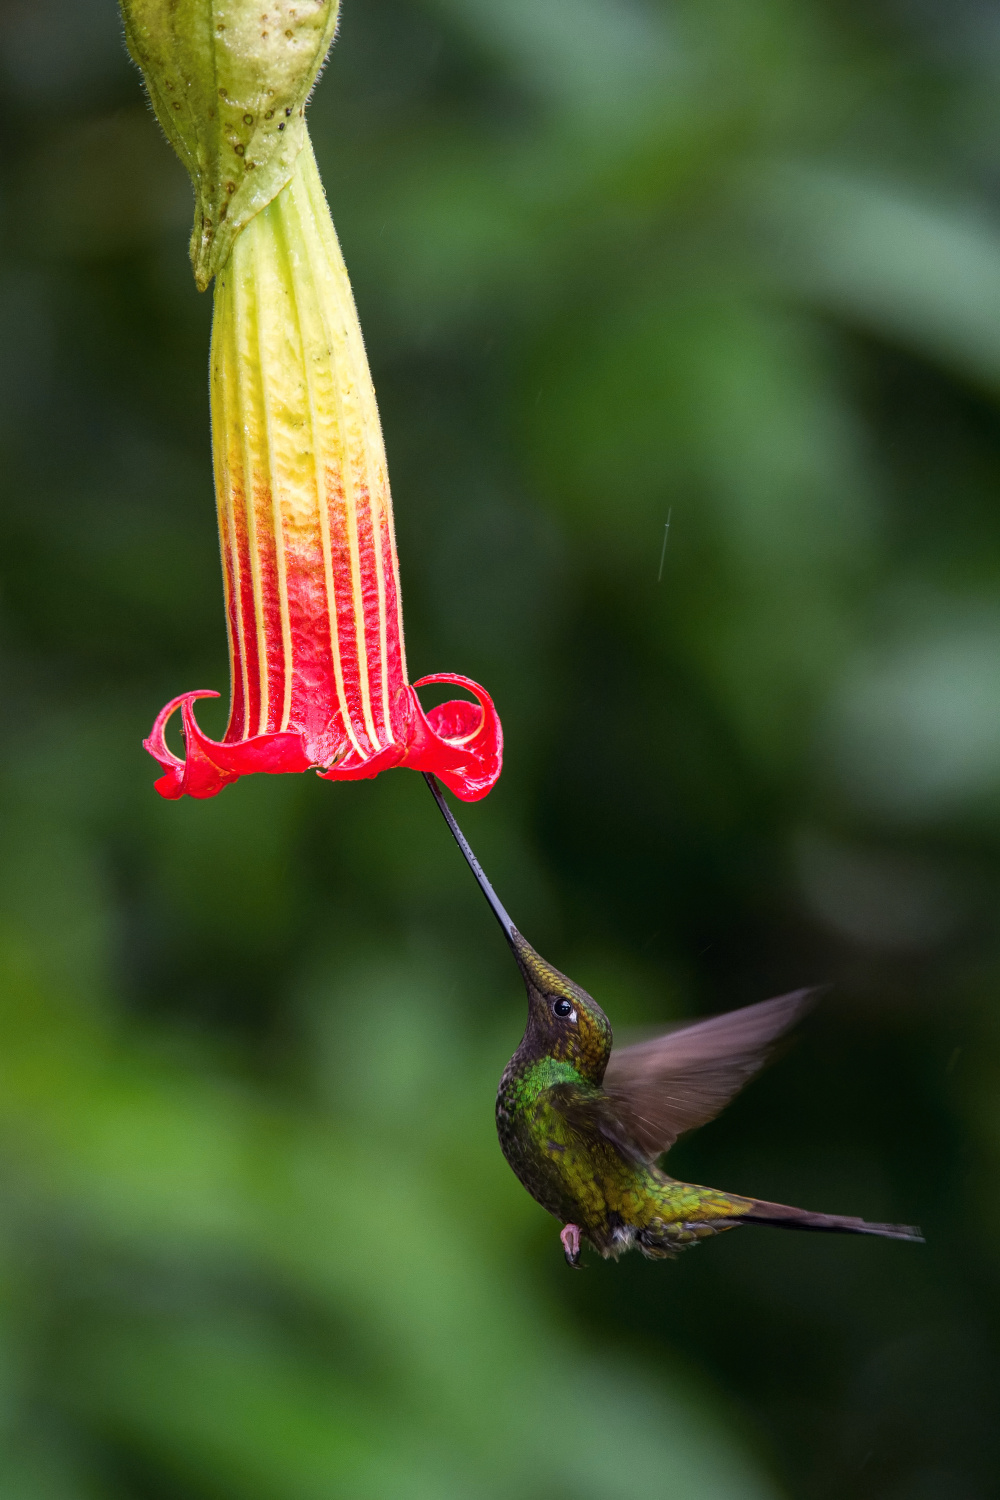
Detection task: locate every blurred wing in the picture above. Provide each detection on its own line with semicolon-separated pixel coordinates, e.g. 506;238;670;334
602;988;816;1161
545;1082;651;1169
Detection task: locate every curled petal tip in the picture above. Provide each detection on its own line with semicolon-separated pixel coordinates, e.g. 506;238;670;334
410;674;503;802
145;691;312;801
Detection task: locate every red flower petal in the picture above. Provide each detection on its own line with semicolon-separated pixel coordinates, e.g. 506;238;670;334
146;674;501;803
144;691;312;800
408;673;503;802
318;673;503;801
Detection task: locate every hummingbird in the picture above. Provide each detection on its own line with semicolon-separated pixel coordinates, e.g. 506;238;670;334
424;774;922;1266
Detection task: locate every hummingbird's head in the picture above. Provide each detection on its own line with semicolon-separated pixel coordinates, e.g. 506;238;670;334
418;774;613;1081
509;931;613;1083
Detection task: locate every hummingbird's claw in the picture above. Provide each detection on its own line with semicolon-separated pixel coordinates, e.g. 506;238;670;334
560;1223;582;1268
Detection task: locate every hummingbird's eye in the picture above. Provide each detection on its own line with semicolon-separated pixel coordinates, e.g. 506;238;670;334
552;998;576;1020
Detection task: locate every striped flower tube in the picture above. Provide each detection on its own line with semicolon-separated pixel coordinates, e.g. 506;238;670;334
145;138;501;802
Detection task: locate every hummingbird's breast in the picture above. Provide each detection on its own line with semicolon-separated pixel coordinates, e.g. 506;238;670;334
495;1067;579;1225
495;1055;637;1237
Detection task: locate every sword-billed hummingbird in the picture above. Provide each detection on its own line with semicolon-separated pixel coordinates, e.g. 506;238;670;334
424;775;922;1266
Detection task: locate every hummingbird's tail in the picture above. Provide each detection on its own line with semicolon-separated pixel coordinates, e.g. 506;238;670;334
741;1197;924;1243
630;1179;923;1258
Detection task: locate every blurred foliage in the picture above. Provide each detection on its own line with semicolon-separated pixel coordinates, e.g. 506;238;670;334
0;0;999;1495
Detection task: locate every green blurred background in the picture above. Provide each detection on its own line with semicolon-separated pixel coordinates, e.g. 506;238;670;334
0;0;998;1495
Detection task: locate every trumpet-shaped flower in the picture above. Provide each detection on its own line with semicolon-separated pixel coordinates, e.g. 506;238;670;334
120;0;501;801
143;139;501;802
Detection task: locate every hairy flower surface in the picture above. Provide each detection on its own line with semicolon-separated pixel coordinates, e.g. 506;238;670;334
145;141;501;801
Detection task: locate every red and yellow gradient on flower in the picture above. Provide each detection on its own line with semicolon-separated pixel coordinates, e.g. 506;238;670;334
145;139;501;802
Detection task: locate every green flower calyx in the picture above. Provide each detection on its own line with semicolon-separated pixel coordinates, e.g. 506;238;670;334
120;0;340;289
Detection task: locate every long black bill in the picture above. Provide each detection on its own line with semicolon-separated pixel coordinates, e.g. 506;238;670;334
423;773;518;946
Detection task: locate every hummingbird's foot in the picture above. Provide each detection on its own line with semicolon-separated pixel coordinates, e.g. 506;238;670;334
560;1223;582;1268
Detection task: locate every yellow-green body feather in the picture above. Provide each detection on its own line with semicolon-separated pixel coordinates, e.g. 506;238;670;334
496;1004;752;1260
